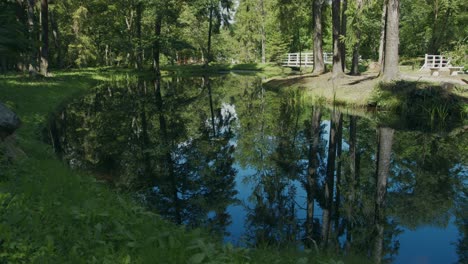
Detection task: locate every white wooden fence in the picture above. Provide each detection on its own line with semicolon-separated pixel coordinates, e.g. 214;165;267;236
282;53;333;67
420;54;451;70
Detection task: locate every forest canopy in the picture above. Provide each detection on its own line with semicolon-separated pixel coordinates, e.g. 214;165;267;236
0;0;467;73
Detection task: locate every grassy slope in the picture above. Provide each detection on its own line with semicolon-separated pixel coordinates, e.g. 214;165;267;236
0;69;358;264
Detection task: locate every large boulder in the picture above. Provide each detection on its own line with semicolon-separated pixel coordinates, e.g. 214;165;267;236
0;103;21;140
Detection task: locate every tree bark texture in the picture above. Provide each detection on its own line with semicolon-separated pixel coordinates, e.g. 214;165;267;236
332;0;344;78
382;0;400;81
340;0;348;72
378;0;387;67
313;0;325;74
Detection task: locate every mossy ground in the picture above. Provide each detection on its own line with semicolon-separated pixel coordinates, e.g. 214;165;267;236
0;68;367;263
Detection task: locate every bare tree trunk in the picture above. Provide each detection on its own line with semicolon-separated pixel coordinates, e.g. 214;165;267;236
382;0;400;81
260;0;266;64
40;0;48;76
305;106;322;248
153;15;162;76
350;0;363;75
136;1;143;71
340;0;348;72
378;0;387;67
313;0;325;74
373;127;394;264
332;0;344;78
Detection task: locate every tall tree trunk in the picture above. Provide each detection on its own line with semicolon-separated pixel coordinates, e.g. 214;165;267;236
350;0;363;75
40;0;48;76
340;0;348;72
260;0;266;64
373;127;394;264
305;106;322;248
313;0;325;74
378;0;387;67
382;0;400;82
205;4;214;66
332;0;344;78
136;1;143;71
26;0;37;74
322;110;340;247
153;15;162;76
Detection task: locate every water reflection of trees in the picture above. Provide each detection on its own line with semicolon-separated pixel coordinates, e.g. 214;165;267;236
50;74;467;262
236;87;466;262
49;76;238;237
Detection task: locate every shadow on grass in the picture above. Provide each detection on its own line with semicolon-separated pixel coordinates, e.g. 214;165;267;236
372;80;468;132
346;74;379;85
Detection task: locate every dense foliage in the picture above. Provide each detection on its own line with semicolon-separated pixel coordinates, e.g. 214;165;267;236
1;0;466;73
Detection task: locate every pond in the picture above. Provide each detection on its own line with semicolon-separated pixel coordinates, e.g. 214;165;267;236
47;74;467;264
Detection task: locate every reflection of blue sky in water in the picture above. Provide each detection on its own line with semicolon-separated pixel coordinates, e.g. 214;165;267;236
393;218;458;264
225;118;460;264
51;75;466;263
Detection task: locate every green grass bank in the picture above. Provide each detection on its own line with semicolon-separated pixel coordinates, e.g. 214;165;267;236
0;68;365;263
264;69;468;126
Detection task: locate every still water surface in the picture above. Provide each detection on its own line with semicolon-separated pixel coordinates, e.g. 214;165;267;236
49;74;467;264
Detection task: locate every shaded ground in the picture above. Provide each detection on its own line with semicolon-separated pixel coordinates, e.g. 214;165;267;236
264;67;468;107
264;71;380;106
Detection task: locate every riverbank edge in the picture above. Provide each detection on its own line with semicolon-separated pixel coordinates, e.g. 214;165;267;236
263;71;468;112
0;68;366;263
